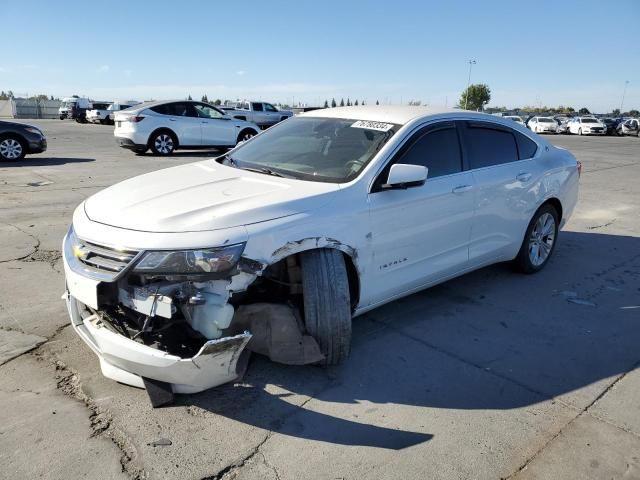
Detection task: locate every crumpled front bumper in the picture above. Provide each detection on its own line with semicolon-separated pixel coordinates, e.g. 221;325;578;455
64;292;252;394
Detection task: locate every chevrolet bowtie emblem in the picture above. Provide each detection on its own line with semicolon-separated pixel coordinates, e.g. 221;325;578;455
72;244;89;259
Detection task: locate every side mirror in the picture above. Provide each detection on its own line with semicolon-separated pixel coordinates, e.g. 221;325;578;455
383;164;427;189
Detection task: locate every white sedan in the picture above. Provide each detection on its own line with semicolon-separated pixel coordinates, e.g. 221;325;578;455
63;106;580;402
528;116;558;134
567;117;606;135
113;100;261;155
505;115;525;127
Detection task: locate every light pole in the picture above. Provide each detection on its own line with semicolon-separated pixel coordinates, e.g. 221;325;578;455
464;59;477;110
620;80;629;115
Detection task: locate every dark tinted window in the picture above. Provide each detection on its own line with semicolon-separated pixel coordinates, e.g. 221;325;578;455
399;126;462;178
514;131;537;159
464;123;518;168
150;102;191;116
251;102;264;111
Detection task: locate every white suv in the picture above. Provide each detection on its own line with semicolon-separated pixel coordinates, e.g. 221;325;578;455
113;100;260;155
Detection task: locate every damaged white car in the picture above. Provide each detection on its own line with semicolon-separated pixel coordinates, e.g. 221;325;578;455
63;106;580;405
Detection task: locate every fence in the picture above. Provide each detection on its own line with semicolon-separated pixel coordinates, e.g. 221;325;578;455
0;99;61;119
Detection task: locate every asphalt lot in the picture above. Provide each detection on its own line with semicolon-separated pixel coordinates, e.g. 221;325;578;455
1;119;639;480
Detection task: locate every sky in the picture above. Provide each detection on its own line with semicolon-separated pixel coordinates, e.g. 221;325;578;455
1;0;639;112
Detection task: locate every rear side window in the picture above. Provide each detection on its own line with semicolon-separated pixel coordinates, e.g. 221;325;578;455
252;102;264;111
463;123;518;169
398;126;462;178
514;131;538;159
150;104;169;115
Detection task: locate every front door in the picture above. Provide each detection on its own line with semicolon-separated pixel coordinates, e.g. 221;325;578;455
366;121;475;305
194;103;236;146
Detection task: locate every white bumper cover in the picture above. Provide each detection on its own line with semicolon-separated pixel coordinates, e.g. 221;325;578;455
64;293;251;394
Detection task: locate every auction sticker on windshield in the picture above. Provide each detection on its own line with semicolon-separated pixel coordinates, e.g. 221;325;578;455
350;120;394;132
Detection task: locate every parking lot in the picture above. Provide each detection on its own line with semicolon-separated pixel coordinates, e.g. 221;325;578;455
1;119;639;480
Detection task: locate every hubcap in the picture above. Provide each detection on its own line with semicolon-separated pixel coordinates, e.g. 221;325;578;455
0;139;23;159
154;134;174;154
528;212;556;266
242;132;254;141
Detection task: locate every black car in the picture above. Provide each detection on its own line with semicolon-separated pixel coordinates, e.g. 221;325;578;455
602;118;621;135
0;120;47;161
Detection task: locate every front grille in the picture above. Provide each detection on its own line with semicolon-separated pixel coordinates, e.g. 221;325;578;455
76;239;139;276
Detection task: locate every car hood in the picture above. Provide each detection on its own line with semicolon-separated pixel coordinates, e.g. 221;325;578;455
84;161;340;232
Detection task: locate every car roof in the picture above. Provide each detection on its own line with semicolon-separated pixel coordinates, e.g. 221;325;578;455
299;105;461;125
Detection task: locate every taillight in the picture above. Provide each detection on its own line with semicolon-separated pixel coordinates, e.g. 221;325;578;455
577;160;582;177
129;116;145;123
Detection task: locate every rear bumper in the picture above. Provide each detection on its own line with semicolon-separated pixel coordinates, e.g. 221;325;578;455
115;136;147;151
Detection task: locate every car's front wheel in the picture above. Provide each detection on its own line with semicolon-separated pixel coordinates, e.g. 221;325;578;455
0;136;25;161
300;249;352;365
514;203;559;273
149;131;176;155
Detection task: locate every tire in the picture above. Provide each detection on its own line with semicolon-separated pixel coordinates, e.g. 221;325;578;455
300;249;352;365
578;128;582;136
134;147;149;155
513;203;559;274
149;131;177;156
236;129;257;145
0;136;26;161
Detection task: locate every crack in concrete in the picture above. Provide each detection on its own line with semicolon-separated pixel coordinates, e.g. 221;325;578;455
502;361;640;479
200;382;328;480
0;223;41;263
48;354;149;480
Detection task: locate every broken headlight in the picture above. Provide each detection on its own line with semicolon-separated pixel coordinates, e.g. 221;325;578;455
133;244;245;275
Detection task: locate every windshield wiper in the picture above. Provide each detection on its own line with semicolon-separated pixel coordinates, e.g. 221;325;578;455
241;166;286;178
220;154;238;167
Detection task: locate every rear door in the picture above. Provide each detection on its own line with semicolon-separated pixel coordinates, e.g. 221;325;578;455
366;121;475;303
251;102;268;126
460;121;542;264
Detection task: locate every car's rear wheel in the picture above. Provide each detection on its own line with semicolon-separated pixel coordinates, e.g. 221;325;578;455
300;249;352;365
236;129;257;145
150;131;176;155
0;136;25;161
514;203;559;273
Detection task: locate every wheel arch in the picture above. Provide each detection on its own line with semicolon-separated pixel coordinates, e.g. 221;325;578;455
0;131;27;146
268;239;361;311
541;197;563;223
147;127;179;148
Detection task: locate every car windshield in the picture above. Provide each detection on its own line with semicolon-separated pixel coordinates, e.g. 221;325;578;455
221;117;398;183
507;116;522;121
61;101;77;108
581;118;598;123
538;118;554;123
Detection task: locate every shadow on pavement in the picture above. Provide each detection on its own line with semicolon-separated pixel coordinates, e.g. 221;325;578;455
2;157;95;167
180;231;640;450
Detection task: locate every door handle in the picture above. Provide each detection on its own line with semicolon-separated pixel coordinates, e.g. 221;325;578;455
452;185;473;194
516;172;532;182
169;118;176;122
201;121;208;124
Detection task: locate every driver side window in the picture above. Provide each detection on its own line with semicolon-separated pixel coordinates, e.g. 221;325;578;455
397;124;462;178
194;104;223;119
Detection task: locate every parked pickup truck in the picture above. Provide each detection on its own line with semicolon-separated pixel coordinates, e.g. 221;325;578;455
224;101;293;129
86;102;114;124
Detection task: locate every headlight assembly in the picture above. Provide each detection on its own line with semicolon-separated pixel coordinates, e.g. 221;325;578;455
133;243;246;275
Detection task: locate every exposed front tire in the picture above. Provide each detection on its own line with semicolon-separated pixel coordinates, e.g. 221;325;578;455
578;128;583;136
300;249;352;365
513;203;559;274
149;131;177;156
0;136;26;161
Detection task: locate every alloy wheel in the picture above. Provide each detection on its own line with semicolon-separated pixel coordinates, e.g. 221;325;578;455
0;138;23;160
528;212;555;267
154;134;174;154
